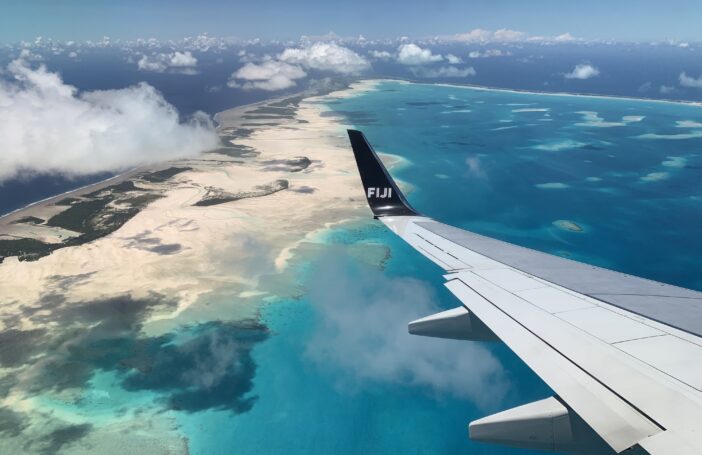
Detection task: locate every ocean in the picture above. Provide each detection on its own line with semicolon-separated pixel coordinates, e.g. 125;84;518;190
175;81;702;454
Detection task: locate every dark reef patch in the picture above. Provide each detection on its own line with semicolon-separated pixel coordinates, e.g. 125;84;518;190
118;321;268;413
289;186;317;194
261;157;312;173
123;231;183;255
38;424;93;455
11;293;269;415
48;272;97;291
0;406;28;437
209;144;259;159
0;329;46;367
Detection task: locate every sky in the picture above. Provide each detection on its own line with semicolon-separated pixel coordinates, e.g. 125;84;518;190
2;0;702;43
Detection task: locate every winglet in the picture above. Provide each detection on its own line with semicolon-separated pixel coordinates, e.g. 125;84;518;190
347;129;420;217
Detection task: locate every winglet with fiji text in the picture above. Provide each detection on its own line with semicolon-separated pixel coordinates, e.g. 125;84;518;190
347;129;420;218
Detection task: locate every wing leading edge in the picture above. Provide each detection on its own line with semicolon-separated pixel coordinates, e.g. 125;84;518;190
347;129;702;455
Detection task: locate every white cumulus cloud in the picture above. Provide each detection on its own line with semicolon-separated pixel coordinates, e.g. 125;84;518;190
168;51;197;67
279;42;370;74
445;54;463;64
396;44;443;65
137;55;167;72
468;49;510;58
0;59;219;182
440;28;579;44
411;66;476;78
679;72;702;88
228;61;307;91
564;64;600;80
369;50;393;60
442;28;526;43
137;51;198;74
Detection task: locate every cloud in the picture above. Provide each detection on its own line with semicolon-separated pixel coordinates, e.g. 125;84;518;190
369;50;393;60
279;42;370;74
564;64;600;80
0;59;218;182
411;66;476;78
168;51;197;67
441;28;525;43
137;55;167;72
552;32;577;42
229;42;369;91
137;51;198;74
445;54;463;64
228;60;307;91
305;253;508;407
396;44;443;65
679;72;702;88
18;48;43;62
468;49;510;58
439;28;579;44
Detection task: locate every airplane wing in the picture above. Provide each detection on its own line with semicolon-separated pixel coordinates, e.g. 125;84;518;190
347;129;702;455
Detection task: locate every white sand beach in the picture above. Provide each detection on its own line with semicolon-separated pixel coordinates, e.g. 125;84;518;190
0;82;380;331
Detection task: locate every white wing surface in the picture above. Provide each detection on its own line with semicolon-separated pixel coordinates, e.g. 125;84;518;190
347;129;702;455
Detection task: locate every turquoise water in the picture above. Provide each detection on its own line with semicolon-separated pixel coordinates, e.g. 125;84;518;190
327;82;702;290
180;225;550;455
177;82;702;454
10;81;701;454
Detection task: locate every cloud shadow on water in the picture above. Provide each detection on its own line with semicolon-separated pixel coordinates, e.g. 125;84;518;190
304;249;509;410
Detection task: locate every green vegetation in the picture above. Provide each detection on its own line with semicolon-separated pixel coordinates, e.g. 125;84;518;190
55;197;80;206
210;144;259;158
84;180;137;198
140;167;192;183
0;238;57;262
0;177;167;262
46;198;114;233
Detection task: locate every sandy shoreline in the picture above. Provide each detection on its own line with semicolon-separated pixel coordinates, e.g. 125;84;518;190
0;82;374;325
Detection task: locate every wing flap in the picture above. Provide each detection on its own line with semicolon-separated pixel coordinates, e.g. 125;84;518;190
444;277;662;452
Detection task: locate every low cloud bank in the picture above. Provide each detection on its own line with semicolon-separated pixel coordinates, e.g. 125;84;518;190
228;42;369;91
0;59;218;182
411;66;476;78
229;61;307;91
137;51;198;74
305;252;508;407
